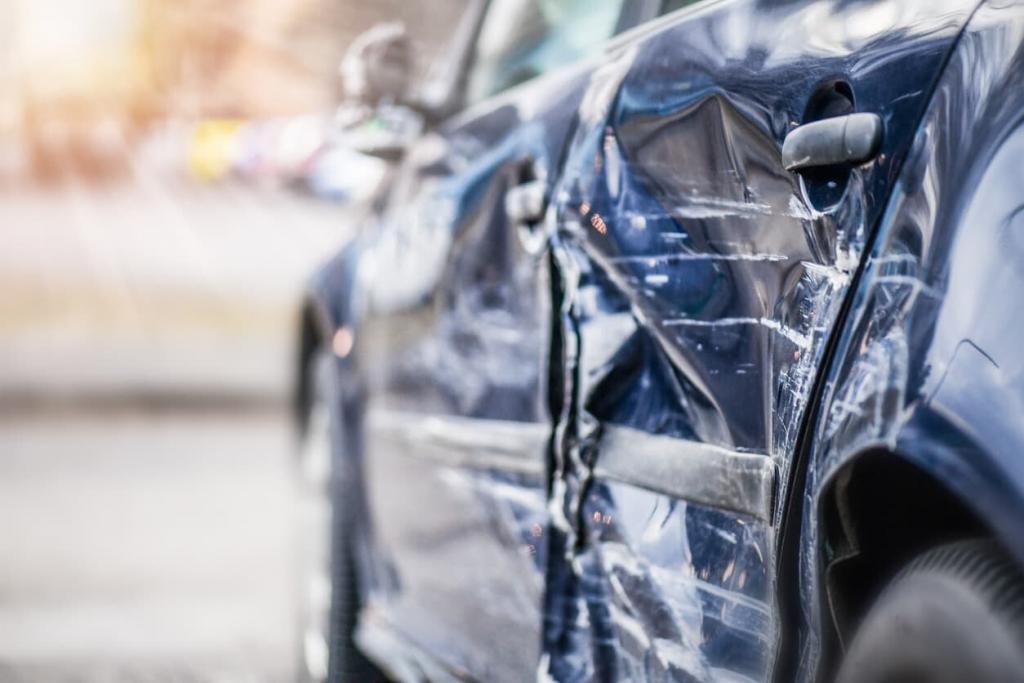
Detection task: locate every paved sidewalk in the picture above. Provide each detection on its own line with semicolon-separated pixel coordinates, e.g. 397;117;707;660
0;409;298;682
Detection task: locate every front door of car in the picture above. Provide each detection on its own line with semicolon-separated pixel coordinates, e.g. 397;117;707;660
541;0;977;680
355;1;640;679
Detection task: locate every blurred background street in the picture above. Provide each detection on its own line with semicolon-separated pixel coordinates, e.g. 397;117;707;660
0;0;461;679
0;174;346;681
0;409;294;682
0;174;348;402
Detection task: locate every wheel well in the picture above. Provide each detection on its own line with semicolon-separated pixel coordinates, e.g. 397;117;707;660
819;450;990;672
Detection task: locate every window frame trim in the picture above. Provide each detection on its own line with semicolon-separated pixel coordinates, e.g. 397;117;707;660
453;0;645;113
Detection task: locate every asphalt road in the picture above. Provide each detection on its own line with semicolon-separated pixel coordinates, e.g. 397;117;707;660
0;167;357;680
0;408;298;682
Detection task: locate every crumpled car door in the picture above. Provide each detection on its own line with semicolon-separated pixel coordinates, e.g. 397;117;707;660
541;0;978;680
354;29;625;683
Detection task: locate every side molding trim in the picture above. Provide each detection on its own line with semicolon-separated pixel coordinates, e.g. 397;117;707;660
367;409;548;476
593;425;777;521
367;411;775;519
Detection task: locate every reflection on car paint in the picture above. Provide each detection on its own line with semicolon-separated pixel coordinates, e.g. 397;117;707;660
799;2;1024;677
541;0;974;680
352;65;598;681
293;0;1024;679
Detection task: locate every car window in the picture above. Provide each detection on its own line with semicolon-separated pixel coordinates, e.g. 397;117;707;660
465;0;628;104
659;0;707;15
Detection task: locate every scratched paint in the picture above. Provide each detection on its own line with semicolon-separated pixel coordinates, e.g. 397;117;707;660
540;0;975;679
798;3;1024;678
295;0;992;679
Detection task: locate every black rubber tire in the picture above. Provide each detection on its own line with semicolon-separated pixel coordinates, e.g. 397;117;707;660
326;434;383;683
836;539;1024;683
299;349;384;683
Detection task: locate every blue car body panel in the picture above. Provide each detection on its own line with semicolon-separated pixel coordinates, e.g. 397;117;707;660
799;0;1024;677
542;0;974;680
351;63;600;681
297;0;1024;680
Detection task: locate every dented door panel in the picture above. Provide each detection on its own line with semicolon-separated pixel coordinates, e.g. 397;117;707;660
570;482;774;681
542;0;976;680
356;66;598;681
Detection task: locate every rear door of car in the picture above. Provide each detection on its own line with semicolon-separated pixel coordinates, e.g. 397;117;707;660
541;0;978;680
355;1;646;679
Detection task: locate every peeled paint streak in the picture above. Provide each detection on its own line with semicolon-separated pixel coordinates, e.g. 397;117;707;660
661;316;812;349
607;252;790;264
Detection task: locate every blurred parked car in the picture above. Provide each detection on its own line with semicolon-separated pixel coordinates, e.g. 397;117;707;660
187;119;244;182
272;114;330;184
301;142;388;204
295;0;1024;681
23;95;131;181
231;119;284;184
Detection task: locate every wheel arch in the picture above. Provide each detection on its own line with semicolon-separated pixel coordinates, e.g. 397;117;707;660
817;448;990;648
292;239;367;436
781;5;1024;678
814;436;1024;679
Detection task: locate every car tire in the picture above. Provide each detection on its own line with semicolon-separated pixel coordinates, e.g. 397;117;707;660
836;539;1024;683
296;349;383;683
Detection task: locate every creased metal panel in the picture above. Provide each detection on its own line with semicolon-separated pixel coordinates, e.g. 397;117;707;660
538;0;977;680
368;408;548;476
362;410;549;681
594;425;776;521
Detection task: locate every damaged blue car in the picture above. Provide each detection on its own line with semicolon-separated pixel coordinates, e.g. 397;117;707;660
293;0;1024;680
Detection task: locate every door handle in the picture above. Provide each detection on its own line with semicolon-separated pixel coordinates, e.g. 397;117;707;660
505;178;547;226
505;178;548;255
782;112;883;172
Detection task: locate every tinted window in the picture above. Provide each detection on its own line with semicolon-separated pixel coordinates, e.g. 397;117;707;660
465;0;627;104
660;0;705;15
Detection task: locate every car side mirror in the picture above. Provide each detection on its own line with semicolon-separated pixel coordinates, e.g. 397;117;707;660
337;23;424;160
329;103;423;162
341;23;413;107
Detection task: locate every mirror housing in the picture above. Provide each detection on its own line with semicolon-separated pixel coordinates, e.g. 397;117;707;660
329;103;423;162
335;23;425;160
333;2;489;159
340;23;413;108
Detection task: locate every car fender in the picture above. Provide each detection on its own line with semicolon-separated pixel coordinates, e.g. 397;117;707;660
797;0;1024;676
